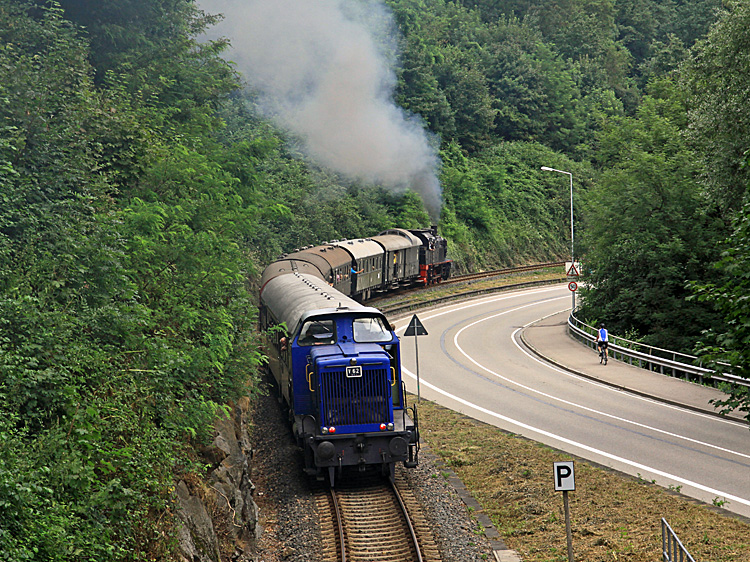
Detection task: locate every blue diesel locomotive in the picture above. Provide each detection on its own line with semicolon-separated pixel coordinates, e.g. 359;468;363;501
259;272;418;485
258;227;450;484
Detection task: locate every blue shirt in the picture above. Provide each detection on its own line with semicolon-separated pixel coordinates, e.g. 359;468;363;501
598;328;608;342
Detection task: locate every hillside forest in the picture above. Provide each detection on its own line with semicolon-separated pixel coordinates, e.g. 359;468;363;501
1;0;749;559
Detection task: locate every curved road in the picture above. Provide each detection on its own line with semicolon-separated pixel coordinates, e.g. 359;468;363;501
394;283;750;519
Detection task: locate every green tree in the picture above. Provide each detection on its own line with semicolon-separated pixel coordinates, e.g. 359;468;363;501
685;0;750;213
434;44;497;152
691;201;750;425
685;0;750;424
50;0;234;94
483;18;586;152
1;1;263;558
391;0;497;151
667;0;723;48
440;140;588;270
580;78;724;351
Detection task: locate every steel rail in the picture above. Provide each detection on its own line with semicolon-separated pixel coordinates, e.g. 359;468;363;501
662;518;696;562
328;488;346;562
445;261;565;285
381;277;566;317
389;477;424;562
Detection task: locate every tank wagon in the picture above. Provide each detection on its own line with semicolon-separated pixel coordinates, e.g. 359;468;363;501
258;227;451;484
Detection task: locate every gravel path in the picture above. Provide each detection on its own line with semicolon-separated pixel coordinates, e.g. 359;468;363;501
248;379;497;561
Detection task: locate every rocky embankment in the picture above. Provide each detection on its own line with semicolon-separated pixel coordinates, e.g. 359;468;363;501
175;397;260;561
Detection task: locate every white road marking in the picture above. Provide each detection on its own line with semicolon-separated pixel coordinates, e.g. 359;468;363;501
401;365;750;508
396;289;750;507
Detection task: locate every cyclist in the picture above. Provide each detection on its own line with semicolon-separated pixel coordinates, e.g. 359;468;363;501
596;324;609;364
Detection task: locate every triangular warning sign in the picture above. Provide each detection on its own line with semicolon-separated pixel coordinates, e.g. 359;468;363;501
404;314;428;336
567;263;580;277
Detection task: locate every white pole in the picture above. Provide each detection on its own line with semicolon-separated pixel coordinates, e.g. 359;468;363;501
541;166;575;310
569;172;574;266
569;171;575;311
563;490;574;562
413;320;421;404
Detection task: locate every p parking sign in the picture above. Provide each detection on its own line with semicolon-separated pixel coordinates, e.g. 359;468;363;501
554;461;575;491
554;461;576;562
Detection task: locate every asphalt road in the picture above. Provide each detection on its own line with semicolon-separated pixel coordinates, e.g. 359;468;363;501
394;283;750;520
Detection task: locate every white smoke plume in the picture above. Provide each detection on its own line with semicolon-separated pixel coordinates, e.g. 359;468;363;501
197;0;442;219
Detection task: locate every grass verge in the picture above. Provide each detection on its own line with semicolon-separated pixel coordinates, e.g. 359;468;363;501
416;398;750;562
388;270;749;561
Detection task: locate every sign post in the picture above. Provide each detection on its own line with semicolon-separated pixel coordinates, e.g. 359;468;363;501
565;262;580;311
404;314;428;403
554;461;575;562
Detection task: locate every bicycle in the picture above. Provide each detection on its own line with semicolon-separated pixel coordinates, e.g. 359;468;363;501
597;343;608;365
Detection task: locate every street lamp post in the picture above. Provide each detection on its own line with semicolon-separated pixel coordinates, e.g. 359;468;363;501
541;166;575;309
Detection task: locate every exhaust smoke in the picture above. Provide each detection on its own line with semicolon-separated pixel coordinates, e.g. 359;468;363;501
198;0;443;220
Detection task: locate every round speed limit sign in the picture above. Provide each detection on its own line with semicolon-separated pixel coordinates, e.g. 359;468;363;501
568;281;578;292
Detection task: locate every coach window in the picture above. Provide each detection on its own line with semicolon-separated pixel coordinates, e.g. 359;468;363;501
353;316;392;343
298;319;336;346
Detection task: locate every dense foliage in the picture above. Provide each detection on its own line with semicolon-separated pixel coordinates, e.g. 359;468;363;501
691;199;750;421
0;1;262;558
578;78;726;350
683;0;750;422
1;0;749;557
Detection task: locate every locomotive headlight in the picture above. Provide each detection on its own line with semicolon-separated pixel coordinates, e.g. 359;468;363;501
387;423;394;431
322;427;328;435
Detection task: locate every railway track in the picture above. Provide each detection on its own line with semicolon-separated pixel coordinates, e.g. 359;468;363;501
371;262;566;317
443;261;565;285
316;471;441;562
368;261;564;309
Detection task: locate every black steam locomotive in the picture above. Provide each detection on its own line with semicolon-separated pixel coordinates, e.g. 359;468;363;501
259;227;451;485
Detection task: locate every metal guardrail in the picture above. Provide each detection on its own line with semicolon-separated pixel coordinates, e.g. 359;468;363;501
662;519;695;562
568;311;750;390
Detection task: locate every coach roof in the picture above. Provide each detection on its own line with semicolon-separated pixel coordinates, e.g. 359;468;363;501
330;238;383;261
260;272;380;335
371;232;420;252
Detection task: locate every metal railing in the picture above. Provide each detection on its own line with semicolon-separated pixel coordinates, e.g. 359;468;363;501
568;311;750;390
662;519;695;562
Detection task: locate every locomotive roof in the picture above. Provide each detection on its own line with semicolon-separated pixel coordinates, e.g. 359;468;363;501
260;272;382;335
330;238;383;260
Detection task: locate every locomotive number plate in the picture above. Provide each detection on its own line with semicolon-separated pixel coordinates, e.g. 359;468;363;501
345;366;363;378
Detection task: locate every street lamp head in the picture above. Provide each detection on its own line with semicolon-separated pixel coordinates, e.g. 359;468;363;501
540;166;554;171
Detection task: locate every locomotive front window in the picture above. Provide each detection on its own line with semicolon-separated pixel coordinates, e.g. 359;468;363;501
353;316;392;343
298;319;336;346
